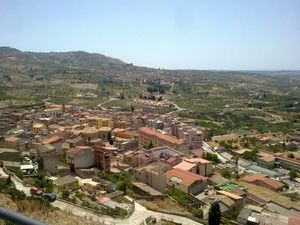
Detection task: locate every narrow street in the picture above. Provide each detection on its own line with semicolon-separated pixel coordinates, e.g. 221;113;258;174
53;199;202;225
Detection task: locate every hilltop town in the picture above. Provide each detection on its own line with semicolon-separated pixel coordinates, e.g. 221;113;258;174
0;48;300;225
0;97;300;225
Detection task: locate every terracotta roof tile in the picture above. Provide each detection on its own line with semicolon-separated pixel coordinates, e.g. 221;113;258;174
243;173;284;190
5;136;20;142
139;127;184;145
165;168;207;186
42;135;62;145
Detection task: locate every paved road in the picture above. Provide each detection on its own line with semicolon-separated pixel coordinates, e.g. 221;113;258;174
286;86;298;95
170;82;175;92
53;198;202;225
165;101;185;115
202;141;227;163
98;97;118;107
0;168;31;196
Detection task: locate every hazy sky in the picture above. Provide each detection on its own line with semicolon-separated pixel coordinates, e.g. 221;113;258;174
1;0;300;70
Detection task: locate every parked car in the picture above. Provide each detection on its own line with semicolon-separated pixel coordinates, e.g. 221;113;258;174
30;187;43;196
24;156;30;162
41;193;56;202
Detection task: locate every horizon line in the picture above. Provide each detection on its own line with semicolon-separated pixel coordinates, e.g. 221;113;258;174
1;46;300;72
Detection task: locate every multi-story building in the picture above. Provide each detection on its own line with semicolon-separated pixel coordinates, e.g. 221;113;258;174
173;158;212;177
124;150;157;168
133;161;171;193
42;135;63;153
114;139;139;152
33;123;46;134
66;146;95;171
87;117;113;129
147;119;165;130
165;168;208;195
170;122;203;150
36;144;59;175
113;128;138;140
98;127;112;140
4;136;21;150
138;127;187;153
184;128;203;150
94;146;111;173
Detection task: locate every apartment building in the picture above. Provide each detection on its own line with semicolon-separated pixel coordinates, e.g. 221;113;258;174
94;146;111;173
165;168;208;195
124;150;157;167
87;117;113;129
133;161;171;193
138;127;187;153
36;144;59;175
66;146;95;170
173;158;212;177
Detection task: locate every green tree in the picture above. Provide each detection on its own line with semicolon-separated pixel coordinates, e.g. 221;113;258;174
203;152;221;165
117;179;132;195
209;201;221;225
289;170;299;181
243;150;257;161
5;175;13;187
143;141;153;149
61;188;70;199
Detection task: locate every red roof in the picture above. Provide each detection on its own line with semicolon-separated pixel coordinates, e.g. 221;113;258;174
165;168;207;186
42;135;62;145
5;136;20;142
97;196;110;204
289;217;300;225
67;146;90;155
243;174;284;190
191;149;204;157
139;127;184;145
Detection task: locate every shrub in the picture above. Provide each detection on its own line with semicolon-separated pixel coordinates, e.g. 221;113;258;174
221;168;232;179
61;188;70;199
289;170;299;181
192;208;203;218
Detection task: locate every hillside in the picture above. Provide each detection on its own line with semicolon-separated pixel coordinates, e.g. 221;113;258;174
0;47;125;75
0;193;101;225
0;47;300;136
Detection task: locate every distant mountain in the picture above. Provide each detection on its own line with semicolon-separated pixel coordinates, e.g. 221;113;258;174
0;47;22;55
0;47;125;73
1;47;299;84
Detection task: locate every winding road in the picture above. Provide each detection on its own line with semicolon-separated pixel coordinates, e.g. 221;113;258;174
0;168;202;225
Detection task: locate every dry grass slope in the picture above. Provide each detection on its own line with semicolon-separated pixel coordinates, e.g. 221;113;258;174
0;194;102;225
